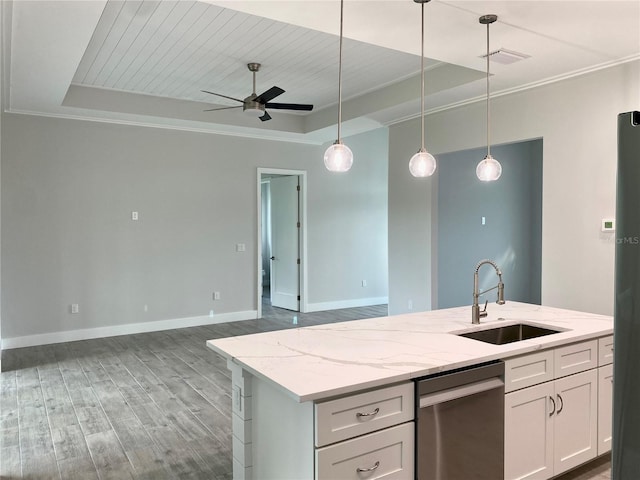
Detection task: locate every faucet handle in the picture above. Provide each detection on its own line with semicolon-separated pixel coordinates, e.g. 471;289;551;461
480;300;488;318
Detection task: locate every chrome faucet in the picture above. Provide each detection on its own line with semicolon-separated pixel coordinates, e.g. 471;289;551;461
472;259;506;324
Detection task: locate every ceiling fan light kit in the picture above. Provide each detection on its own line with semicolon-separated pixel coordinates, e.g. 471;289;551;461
202;63;313;122
477;14;503;182
324;0;353;173
409;0;437;178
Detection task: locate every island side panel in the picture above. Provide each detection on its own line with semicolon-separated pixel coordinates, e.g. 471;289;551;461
252;376;315;479
228;360;255;480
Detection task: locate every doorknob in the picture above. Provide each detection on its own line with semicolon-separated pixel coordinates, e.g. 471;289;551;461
270;256;275;260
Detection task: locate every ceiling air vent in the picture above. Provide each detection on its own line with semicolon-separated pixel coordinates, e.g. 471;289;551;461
480;48;530;65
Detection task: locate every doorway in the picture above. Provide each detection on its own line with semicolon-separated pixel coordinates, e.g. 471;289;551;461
257;168;307;319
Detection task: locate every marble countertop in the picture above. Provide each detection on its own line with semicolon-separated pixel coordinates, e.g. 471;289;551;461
206;302;613;402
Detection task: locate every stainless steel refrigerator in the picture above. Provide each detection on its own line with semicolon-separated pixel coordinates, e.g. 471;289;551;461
614;110;640;478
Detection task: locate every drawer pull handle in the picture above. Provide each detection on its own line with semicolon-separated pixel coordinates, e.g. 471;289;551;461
356;407;379;418
356;461;380;473
557;394;564;414
549;396;556;416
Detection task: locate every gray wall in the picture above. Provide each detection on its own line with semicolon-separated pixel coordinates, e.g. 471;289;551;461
310;130;389;306
388;121;437;315
437;140;542;309
389;60;640;316
1;114;388;341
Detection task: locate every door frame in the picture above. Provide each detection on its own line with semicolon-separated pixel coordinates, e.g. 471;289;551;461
257;168;308;318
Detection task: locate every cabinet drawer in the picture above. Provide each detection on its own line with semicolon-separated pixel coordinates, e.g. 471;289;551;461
315;382;414;447
598;336;614;366
315;422;414;480
554;340;598;378
505;350;554;393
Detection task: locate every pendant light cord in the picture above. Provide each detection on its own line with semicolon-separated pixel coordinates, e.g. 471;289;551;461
337;0;345;142
486;20;491;157
420;2;425;150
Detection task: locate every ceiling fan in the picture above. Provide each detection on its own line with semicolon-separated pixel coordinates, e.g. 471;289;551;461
201;63;313;122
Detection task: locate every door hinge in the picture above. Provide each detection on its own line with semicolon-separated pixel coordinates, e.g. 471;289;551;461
297;258;300;265
297;221;300;228
297;295;301;301
296;185;300;191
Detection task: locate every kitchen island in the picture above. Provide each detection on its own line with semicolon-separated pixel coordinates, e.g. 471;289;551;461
206;302;613;479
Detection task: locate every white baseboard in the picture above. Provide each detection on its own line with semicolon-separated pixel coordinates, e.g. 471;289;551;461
1;310;258;349
305;297;388;313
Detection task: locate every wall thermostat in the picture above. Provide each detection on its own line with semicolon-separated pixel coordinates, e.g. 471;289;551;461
601;219;615;232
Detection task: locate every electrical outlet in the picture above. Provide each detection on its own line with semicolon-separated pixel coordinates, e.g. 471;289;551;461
70;304;79;314
233;385;242;412
361;280;367;287
213;292;221;300
236;243;246;252
131;211;139;221
408;300;413;311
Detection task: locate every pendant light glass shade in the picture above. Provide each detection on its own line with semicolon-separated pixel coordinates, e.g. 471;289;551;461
325;0;352;172
410;0;436;178
476;154;502;181
324;141;353;172
409;148;437;177
477;14;502;182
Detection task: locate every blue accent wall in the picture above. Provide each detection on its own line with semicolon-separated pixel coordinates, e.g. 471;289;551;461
436;139;543;309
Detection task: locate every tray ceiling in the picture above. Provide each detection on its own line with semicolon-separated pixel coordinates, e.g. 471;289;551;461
3;0;640;144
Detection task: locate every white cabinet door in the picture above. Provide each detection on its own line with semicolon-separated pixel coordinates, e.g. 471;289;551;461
598;364;613;455
505;382;555;480
553;369;598;476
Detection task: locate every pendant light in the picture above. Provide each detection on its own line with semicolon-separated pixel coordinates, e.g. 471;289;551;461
409;0;436;178
324;0;353;172
476;14;502;182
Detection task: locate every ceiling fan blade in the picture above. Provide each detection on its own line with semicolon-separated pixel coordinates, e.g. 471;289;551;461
259;111;272;122
265;102;314;111
203;106;243;112
201;90;244;103
255;86;285;104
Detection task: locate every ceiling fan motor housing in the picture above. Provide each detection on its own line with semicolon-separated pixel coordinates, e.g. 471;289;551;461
243;94;266;115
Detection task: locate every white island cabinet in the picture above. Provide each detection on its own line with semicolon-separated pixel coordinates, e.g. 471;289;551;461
504;338;614;480
228;360;414;480
597;335;614;455
207;302;613;480
315;382;415;479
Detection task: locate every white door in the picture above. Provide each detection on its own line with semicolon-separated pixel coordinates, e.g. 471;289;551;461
269;175;300;311
597;364;613;455
505;381;555;480
553;369;598;475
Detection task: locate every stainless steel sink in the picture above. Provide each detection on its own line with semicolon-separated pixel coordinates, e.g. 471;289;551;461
458;323;561;345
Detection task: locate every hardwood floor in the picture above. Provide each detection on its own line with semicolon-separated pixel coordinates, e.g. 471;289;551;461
0;303;387;479
1;301;611;479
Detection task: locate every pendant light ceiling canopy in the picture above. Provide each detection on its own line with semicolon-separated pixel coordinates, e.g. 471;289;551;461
409;0;436;178
324;0;353;173
477;14;502;182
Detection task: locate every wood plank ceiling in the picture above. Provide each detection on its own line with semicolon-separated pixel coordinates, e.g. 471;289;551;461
72;0;438;112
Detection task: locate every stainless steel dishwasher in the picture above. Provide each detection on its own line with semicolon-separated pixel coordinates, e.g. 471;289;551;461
415;360;505;479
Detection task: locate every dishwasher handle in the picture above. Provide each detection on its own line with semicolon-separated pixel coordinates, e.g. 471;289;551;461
419;377;504;409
